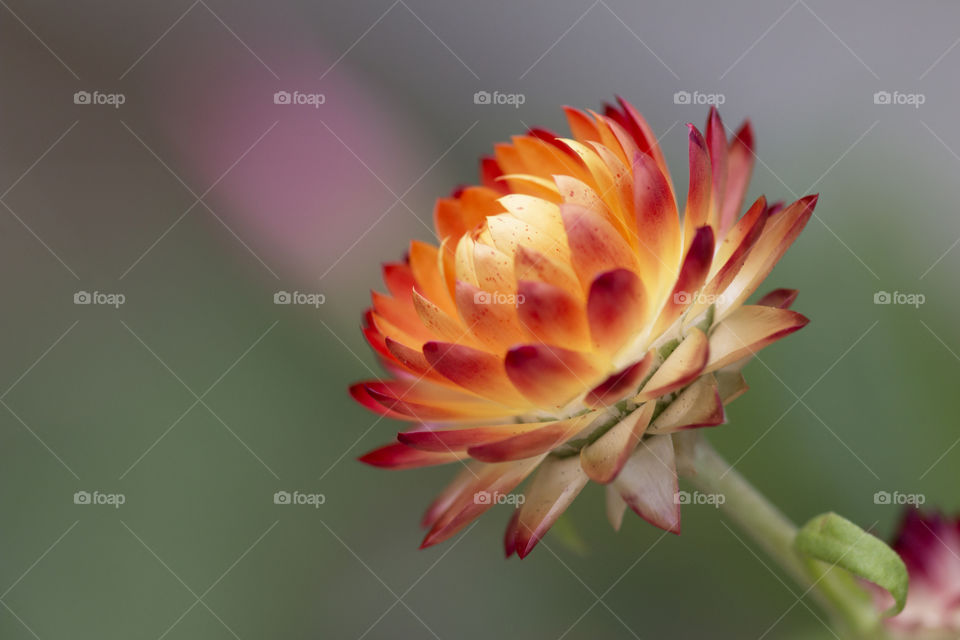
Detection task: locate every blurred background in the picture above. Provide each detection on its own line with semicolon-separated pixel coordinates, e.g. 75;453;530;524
0;0;958;638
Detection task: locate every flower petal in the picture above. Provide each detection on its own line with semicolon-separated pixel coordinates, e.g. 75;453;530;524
651;225;715;337
580;402;656;484
586;268;646;355
514;456;590;558
516;280;590;348
606;485;628;531
560;203;639;288
612;435;680;534
453;281;526;353
757;288;799;309
467;414;596;462
682;124;713;248
421;456;545;548
705;107;727;232
584;351;654;409
422;341;530;407
633;151;681;291
706;305;809;372
720;121;755;237
719;195;817;316
422;464;478;528
359;442;467;470
513;245;581;296
648;375;724;434
505;344;602;409
398;421;553;452
635;327;709;401
409;240;457;316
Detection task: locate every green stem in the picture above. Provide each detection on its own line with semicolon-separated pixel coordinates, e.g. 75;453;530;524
679;433;886;638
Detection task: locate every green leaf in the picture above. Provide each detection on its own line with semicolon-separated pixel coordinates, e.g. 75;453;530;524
794;512;908;616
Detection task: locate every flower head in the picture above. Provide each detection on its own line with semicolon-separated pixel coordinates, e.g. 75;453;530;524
883;509;960;636
353;98;815;556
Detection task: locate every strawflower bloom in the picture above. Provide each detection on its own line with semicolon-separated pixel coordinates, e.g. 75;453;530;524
353;99;816;557
883;509;960;637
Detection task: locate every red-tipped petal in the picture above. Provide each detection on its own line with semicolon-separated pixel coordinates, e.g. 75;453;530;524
705;107;727;231
584;351;654;409
683;124;713;247
586;268;646;355
613;435;680;534
349;383;406;419
516;280;590;348
560;204;638;287
359;442;466;470
514;456;589;558
720;195;817;315
454;281;526;353
422;464;478;529
633;151;681;289
757;288;799;309
423;341;530;407
398;421;554;452
580;402;656;484
480;156;508;194
364;382;510;422
648;375;724;434
505;344;601;409
706;305;809;372
467;414;596;462
421;456;544;548
636;327;709;401
720;121;755;236
652;225;715;337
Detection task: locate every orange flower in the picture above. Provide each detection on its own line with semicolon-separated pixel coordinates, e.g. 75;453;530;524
353;99;815;557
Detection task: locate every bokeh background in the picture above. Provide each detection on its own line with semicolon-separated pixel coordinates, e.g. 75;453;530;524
1;1;958;638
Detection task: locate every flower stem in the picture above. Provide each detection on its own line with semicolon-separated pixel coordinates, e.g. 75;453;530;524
678;432;886;638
